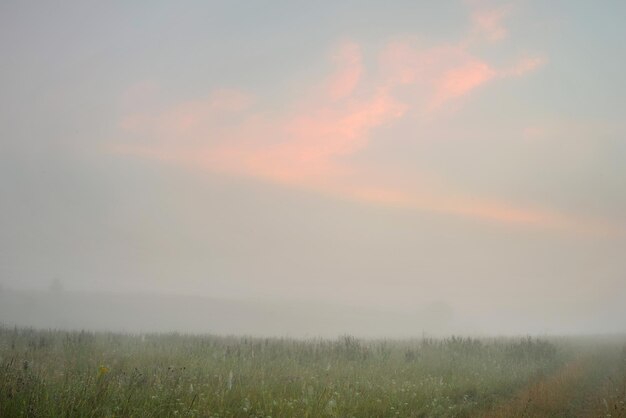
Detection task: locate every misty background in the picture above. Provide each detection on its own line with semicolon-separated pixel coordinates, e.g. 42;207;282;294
1;1;625;337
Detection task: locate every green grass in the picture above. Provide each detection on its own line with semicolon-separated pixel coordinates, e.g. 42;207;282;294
0;326;623;417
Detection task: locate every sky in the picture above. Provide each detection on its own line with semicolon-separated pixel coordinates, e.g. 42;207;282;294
1;0;625;335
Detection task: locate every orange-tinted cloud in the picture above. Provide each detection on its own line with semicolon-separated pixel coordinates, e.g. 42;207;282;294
430;59;497;108
334;182;609;234
503;56;546;77
109;7;587;232
326;41;363;101
377;37;545;110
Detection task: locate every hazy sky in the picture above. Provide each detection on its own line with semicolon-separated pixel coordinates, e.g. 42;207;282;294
1;1;625;333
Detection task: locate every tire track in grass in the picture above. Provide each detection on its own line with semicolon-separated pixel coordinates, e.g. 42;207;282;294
580;376;626;418
578;352;626;418
476;349;626;418
475;357;590;417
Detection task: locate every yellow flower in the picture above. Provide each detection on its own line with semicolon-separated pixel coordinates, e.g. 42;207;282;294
98;365;110;376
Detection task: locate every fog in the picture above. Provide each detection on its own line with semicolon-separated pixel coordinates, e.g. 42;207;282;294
1;1;625;337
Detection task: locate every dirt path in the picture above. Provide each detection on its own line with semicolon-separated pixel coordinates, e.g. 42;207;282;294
474;347;626;418
579;367;626;418
476;358;593;418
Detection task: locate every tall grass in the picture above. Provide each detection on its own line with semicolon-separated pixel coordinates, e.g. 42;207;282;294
0;326;619;417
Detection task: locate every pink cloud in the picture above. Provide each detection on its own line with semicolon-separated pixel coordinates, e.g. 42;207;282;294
376;40;543;110
430;59;497;108
503;56;546;77
197;90;407;187
311;182;609;234
109;8;588;231
326;41;363;101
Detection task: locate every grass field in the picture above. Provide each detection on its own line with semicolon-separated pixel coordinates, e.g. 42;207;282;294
0;327;624;417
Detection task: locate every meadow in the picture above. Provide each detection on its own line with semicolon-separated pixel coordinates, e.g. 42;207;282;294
0;326;624;417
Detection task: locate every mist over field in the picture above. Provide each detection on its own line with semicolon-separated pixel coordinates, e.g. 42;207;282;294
3;2;626;416
0;286;624;337
1;1;625;337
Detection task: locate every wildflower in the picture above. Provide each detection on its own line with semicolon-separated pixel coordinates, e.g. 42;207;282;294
98;365;110;376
